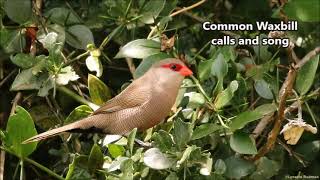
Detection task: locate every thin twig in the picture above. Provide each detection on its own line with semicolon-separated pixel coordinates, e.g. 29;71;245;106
254;69;296;160
295;47;320;69
0;69;17;88
147;0;207;39
170;0;207;17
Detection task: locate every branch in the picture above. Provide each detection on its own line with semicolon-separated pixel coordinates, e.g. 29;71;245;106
295;47;320;69
254;69;296;160
147;0;207;39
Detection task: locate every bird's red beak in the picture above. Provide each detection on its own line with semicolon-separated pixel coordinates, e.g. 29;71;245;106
180;66;193;76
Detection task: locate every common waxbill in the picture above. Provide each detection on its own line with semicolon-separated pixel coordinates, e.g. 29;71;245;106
23;58;193;143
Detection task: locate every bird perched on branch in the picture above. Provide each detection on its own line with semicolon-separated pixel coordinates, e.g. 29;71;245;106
23;58;193;143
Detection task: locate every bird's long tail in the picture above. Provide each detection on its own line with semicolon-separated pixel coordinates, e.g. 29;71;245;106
23;121;83;144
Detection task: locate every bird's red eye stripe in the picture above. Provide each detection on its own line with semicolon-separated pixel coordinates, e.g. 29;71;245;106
161;63;183;71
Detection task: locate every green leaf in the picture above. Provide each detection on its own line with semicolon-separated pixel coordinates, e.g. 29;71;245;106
140;0;165;24
165;172;179;180
211;53;228;79
108;144;125;158
221;46;237;62
38;76;54;97
11;53;38;69
0;29;26;54
173;119;193;149
295;55;319;95
4;0;32;24
88;74;112;105
250;157;280;180
152;130;175;152
127;128;137;156
65;105;92;124
254;79;273;99
45;7;81;25
254;103;277;115
253;34;272;62
120;159;134;180
114;39;160;59
185;92;206;109
230;131;257;154
177;145;197;166
191;124;223;140
10;69;42;91
283;0;320;22
88;144;104;173
143;148;175;170
224;156;255;179
214;159;226;174
294;140;320;162
198;59;214;82
229;110;263;131
134;53;171;78
6;106;37;158
66;25;94;50
214;80;239;109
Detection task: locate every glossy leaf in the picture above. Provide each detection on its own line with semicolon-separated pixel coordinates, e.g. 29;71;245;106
211;53;228;79
229;110;263;131
140;0;165;24
173;119;193;149
283;0;320;22
65;105;92;124
198;59;214;82
108;144;125;158
191;124;223;140
295;55;319;95
6;106;37;158
224;156;255;179
88;74;112;105
114;39;160;59
250;157;280;180
88;144;104;172
134;53;171;78
66;25;94;50
143;148;175;170
230;131;257;154
254;79;273;99
45;7;81;25
127;128;137;156
10;69;42;90
11;53;38;69
214;159;226;174
214;80;239;109
4;0;31;24
152;130;175;152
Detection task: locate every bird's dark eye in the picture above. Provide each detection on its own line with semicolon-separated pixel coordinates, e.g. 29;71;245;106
170;64;177;70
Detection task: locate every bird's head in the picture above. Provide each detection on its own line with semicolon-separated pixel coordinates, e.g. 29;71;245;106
152;58;193;77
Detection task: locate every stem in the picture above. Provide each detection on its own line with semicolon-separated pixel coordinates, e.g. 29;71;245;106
19;160;24;180
99;25;124;49
190;75;211;102
0;146;64;180
57;86;99;110
147;0;207;39
63;51;90;67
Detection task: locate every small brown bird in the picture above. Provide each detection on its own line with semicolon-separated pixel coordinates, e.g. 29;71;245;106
24;58;193;143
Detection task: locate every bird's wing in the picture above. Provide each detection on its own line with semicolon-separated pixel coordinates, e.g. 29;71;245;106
92;78;152;115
